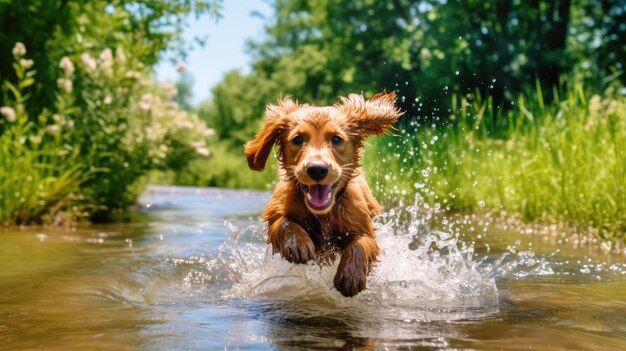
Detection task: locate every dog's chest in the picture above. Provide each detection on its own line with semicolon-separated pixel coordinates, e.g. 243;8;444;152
299;212;353;252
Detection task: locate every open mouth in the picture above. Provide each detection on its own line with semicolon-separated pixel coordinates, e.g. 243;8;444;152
302;182;338;211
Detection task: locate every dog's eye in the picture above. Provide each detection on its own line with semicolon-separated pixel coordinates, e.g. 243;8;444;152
331;135;343;146
292;136;304;145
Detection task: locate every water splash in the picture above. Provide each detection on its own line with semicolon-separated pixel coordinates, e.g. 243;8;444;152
177;196;505;309
168;192;626;325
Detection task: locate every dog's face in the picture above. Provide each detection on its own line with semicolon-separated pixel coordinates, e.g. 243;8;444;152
245;92;403;215
282;107;355;214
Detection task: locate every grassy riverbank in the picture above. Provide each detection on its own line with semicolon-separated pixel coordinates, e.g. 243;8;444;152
365;84;626;242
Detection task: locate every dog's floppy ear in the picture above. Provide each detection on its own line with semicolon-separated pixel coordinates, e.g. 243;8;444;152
340;91;404;136
245;97;298;171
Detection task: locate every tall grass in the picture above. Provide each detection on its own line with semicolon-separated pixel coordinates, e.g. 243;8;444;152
0;121;93;225
365;83;626;242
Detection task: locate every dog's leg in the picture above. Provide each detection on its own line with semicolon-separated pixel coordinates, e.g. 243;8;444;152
268;218;317;264
333;235;379;297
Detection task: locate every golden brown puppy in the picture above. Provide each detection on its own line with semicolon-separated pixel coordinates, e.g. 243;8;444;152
245;91;403;297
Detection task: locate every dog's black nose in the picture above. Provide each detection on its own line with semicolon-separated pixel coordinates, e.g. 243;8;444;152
307;162;329;181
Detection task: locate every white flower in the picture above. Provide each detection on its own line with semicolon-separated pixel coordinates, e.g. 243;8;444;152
139;93;153;111
165;101;179;110
29;135;42;144
145;127;155;141
103;95;113;105
189;140;205;149
1;106;17;122
176;63;186;73
80;53;97;71
59;57;75;76
202;128;216;137
99;48;113;73
175;120;194;129
161;82;178;99
12;42;26;58
115;47;126;63
52;114;64;124
56;78;73;93
195;147;210;156
125;71;141;79
19;59;34;69
139;101;150;111
99;48;113;62
46;125;61;134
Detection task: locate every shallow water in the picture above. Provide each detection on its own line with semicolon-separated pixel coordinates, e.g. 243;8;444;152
1;186;625;350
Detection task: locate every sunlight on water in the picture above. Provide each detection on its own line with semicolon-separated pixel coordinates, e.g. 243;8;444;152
172;193;573;324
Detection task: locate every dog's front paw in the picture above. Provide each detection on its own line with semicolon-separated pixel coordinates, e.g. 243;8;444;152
280;225;317;264
333;244;368;297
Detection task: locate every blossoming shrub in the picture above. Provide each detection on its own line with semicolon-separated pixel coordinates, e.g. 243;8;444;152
1;43;213;224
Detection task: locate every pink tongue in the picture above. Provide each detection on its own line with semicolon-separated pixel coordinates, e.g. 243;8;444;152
309;184;332;208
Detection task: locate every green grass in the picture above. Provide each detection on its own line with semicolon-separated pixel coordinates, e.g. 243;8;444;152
365;83;626;242
0;122;93;225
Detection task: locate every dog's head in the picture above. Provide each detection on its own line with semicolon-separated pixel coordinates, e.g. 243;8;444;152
245;92;403;214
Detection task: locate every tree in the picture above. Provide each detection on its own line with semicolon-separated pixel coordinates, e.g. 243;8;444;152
0;0;220;114
238;0;621;120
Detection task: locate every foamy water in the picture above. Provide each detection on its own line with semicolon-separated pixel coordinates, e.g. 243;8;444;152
175;195;565;324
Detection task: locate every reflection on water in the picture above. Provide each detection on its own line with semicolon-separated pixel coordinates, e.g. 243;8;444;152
0;185;625;350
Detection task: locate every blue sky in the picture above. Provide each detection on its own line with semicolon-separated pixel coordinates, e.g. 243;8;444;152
156;0;272;106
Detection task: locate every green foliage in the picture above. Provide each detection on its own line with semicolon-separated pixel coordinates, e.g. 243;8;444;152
0;41;214;224
189;0;625;241
198;71;280;147
71;48;214;220
154;141;278;190
0;1;221;224
240;0;623;118
0;0;220;113
366;83;626;242
1;49;92;224
199;0;624;150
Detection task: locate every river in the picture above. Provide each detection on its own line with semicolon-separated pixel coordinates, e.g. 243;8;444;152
1;185;625;350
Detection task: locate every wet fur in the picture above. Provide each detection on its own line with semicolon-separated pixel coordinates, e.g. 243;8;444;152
245;92;403;297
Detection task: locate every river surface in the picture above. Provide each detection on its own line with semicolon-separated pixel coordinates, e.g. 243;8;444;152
1;186;625;350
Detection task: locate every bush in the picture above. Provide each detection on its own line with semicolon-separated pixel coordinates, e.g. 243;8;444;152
0;42;214;224
154;140;278;190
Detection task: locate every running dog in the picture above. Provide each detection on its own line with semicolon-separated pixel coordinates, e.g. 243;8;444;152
245;92;403;297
